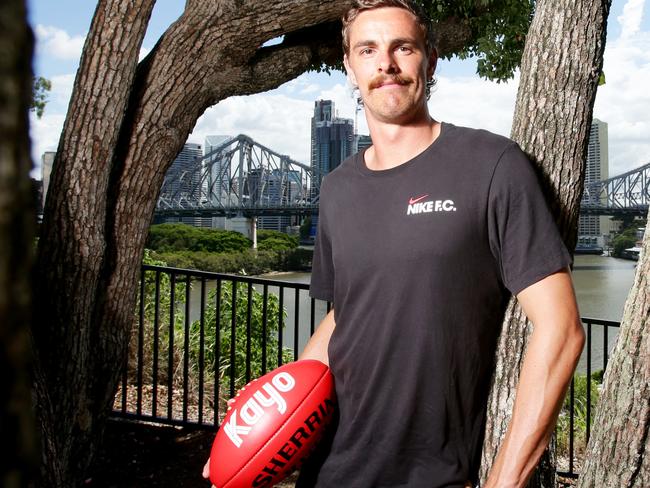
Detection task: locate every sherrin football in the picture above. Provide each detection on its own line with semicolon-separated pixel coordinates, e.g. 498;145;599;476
209;359;336;488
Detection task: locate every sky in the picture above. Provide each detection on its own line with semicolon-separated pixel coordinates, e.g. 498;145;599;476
28;0;650;179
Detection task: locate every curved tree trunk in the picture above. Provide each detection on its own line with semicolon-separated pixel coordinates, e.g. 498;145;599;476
32;1;353;485
32;2;156;484
0;0;37;486
479;0;611;486
577;216;650;486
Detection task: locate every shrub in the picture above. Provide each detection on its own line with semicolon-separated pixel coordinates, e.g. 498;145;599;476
149;247;313;275
257;229;298;251
129;250;293;417
188;282;293;397
147;223;251;253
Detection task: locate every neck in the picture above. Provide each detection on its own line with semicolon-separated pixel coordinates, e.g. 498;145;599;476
365;114;440;171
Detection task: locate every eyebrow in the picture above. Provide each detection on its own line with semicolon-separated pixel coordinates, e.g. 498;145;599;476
352;37;419;50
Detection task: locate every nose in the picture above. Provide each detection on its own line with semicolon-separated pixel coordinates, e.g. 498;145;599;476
377;49;398;74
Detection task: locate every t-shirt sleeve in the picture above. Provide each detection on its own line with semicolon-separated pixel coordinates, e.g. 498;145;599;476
487;143;573;296
309;180;335;302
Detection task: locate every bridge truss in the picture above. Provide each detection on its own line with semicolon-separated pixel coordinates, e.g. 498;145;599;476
581;162;650;216
156;135;322;218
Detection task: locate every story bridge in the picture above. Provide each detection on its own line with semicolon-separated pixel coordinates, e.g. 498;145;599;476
154;135;648;221
580;161;650;217
155;134;322;220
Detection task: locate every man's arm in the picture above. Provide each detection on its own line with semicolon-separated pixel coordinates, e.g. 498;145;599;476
484;268;585;488
299;309;336;366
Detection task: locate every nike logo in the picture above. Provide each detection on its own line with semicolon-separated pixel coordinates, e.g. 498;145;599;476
408;194;429;205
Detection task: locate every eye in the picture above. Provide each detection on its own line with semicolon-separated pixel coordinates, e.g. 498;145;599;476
359;47;374;56
396;45;413;54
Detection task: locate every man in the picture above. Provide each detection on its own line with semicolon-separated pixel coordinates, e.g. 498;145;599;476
297;1;584;487
204;1;584;486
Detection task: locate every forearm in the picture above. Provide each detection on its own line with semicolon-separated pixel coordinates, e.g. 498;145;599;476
299;309;335;366
484;315;585;487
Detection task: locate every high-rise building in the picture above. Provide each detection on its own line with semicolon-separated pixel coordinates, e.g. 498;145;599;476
310;100;354;188
156;142;203;227
309;100;354;240
41;151;56;208
578;118;610;248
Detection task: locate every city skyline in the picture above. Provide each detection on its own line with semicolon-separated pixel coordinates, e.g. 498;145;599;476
28;0;650;179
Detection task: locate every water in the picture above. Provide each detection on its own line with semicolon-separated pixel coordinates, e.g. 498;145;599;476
572;254;637;321
572;254;637;373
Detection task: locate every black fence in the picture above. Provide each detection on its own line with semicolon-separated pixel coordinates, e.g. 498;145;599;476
556;317;620;479
114;264;332;428
112;264;620;478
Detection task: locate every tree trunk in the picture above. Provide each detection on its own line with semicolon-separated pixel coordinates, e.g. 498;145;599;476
32;1;352;485
0;0;37;486
577;216;650;486
479;0;611;486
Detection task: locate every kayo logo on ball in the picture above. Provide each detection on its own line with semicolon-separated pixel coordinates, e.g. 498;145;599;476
224;372;296;448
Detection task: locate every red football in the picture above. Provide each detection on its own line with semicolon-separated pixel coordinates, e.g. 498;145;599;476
209;359;336;488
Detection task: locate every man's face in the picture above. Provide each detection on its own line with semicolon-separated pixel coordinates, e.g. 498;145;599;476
344;7;437;125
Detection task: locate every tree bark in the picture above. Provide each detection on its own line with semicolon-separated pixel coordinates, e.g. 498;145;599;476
577;216;650;486
0;0;37;486
479;0;611;486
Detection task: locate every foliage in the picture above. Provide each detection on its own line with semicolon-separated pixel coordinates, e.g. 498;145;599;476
152;249;279;275
299;216;312;241
257;229;299;251
189;282;293;394
132;250;292;412
611;225;640;258
147;223;251;253
130;250;187;385
423;0;534;81
556;370;602;458
31;76;51;118
151;246;313;274
425;0;534;81
281;247;314;271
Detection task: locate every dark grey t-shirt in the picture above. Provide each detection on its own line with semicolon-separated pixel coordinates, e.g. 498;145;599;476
305;123;571;488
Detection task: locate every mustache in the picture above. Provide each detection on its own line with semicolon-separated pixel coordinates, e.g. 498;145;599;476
368;74;414;89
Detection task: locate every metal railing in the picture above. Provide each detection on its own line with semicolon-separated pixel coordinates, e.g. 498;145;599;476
113;264;331;428
113;265;620;478
556;317;620;479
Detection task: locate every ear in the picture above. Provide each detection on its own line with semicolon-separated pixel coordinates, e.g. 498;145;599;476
343;53;358;87
427;48;438;80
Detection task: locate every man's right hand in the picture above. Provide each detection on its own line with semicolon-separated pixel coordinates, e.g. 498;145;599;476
202;458;214;486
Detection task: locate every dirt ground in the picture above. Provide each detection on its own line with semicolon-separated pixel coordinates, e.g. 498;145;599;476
85;419;298;488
